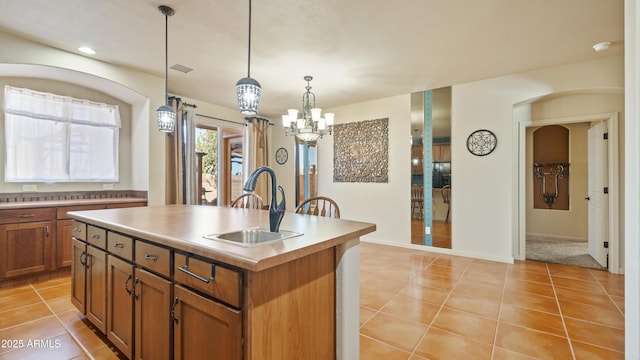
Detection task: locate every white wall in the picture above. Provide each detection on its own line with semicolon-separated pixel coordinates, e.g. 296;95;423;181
452;55;623;263
272;94;412;244
624;0;639;356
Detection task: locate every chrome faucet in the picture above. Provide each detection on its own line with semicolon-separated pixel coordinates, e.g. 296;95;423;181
243;166;286;232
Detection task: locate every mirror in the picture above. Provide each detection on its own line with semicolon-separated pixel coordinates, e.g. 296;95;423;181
295;140;318;206
410;87;452;248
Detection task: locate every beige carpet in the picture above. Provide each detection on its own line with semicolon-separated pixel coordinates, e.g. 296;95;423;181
526;237;606;270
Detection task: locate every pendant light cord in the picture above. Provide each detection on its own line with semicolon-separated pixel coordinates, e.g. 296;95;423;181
247;0;252;78
164;12;169;106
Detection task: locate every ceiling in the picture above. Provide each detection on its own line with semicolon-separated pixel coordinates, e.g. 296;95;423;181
0;1;624;120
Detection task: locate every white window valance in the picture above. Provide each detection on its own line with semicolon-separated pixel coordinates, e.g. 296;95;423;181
4;85;120;182
4;86;121;127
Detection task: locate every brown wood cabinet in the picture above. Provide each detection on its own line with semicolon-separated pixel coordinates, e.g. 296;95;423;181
86;244;107;333
107;255;134;359
0;199;146;282
70;216;343;360
433;143;451;162
0;219;54;278
173;284;242;360
134;268;172;360
70;222;87;312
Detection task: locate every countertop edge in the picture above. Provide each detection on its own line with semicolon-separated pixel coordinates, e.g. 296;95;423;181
69;207;376;272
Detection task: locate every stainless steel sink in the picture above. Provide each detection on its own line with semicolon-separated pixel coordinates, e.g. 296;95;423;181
203;228;303;247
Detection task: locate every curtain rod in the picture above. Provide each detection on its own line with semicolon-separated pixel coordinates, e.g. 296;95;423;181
196;113;274;126
196;113;245;126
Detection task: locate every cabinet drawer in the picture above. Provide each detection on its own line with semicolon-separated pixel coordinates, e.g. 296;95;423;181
135;241;171;278
108;232;133;261
174;253;242;308
0;208;53;224
57;205;105;220
87;225;107;249
71;220;87;241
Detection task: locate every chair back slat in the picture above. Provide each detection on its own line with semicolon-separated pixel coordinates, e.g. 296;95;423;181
231;193;264;209
295;196;340;219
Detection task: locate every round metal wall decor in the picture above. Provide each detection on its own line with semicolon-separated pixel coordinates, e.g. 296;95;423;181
276;147;288;165
466;129;497;156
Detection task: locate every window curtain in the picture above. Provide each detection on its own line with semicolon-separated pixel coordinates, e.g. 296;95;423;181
243;116;270;204
4;85;120;182
164;97;197;205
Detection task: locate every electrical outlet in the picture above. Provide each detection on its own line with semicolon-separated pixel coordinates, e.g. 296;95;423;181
425;226;431;235
22;184;37;192
103;184;114;190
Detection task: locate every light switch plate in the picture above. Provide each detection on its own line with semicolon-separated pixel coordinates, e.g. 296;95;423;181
425;226;431;235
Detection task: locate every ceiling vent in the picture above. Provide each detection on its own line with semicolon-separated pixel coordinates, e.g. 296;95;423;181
171;64;193;73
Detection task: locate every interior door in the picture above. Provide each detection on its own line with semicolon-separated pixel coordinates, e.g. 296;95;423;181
587;121;608;268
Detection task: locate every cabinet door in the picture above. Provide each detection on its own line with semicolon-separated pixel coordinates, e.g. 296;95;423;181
56;219;73;268
173;285;242;360
0;221;54;278
134;268;172;360
107;255;134;359
86;245;107;333
70;238;87;313
440;143;451;162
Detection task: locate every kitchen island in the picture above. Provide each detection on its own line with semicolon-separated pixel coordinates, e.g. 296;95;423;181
68;204;375;360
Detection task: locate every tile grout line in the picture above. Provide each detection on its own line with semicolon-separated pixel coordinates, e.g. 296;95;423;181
407;257;474;359
30;282;96;360
589;269;626;317
489;263;510;360
547;263;577;360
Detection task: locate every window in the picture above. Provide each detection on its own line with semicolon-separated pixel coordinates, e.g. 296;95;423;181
3;86;120;182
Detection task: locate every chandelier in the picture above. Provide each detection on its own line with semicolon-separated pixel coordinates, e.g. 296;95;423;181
282;76;334;142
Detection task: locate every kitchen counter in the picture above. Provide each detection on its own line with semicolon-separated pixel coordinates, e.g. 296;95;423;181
0;197;146;210
69;204;375;359
68;204;375;272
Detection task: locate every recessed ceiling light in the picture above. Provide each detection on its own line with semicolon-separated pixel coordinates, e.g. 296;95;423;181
592;42;611;52
78;46;96;55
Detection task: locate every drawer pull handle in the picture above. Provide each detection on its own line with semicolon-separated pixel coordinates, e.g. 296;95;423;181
124;273;133;295
171;297;180;324
132;278;140;300
16;214;35;218
91;234;101;239
144;254;158;261
113;243;125;248
178;255;215;284
73;228;82;233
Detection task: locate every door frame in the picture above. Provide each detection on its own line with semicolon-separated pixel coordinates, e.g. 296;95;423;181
515;112;620;273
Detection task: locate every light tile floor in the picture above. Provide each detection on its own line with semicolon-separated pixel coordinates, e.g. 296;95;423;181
360;242;625;359
0;242;625;359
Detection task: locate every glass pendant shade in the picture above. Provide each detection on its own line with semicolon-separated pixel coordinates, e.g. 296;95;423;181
236;76;262;115
156;104;176;132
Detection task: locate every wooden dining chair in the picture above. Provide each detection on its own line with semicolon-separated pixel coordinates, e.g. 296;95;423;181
441;185;451;224
294;196;341;218
231;193;264;210
411;184;424;219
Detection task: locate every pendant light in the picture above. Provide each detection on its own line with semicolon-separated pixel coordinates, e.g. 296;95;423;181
235;0;262;115
156;5;176;133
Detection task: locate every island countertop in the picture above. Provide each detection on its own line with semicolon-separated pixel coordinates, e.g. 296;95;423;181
68;204;376;272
